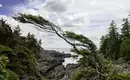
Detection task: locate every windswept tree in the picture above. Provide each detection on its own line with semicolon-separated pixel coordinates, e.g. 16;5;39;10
14;14;121;80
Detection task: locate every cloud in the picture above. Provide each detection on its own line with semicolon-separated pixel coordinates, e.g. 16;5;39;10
44;0;67;13
0;4;2;7
7;0;130;50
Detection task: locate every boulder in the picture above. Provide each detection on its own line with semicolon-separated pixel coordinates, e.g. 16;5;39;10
37;48;77;80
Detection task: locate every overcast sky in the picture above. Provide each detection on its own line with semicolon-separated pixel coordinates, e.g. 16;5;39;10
0;0;130;51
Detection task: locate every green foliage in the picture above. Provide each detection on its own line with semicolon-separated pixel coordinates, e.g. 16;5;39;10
111;73;130;80
100;36;109;56
0;44;12;53
0;55;19;80
7;46;37;76
72;70;83;80
0;19;13;47
63;31;97;51
100;21;121;60
121;18;130;38
14;13;47;25
7;70;19;80
13;26;21;36
120;39;130;60
25;33;41;58
0;55;9;80
0;55;8;71
0;19;42;80
72;54;117;80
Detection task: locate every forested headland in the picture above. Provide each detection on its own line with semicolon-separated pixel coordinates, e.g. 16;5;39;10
1;13;130;80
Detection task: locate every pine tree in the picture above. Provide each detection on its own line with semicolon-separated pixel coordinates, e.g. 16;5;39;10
100;21;121;60
121;18;130;38
0;19;13;46
13;26;21;36
0;19;42;80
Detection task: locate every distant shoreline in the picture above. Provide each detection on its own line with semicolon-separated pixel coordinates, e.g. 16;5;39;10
45;48;71;53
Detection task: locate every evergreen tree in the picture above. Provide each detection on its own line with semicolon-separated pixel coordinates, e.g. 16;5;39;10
0;19;43;80
13;26;21;36
121;18;130;38
100;21;121;60
0;19;13;46
100;35;109;57
120;38;130;60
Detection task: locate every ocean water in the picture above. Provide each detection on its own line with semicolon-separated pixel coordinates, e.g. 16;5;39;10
46;48;81;66
46;48;71;53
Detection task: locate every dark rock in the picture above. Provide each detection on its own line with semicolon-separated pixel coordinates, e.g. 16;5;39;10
37;48;77;80
45;50;71;58
62;64;79;80
127;60;130;65
66;64;79;70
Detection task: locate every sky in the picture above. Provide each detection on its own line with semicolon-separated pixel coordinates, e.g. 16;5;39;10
0;0;130;51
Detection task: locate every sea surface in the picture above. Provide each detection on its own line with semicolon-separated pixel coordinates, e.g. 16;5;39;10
46;48;81;66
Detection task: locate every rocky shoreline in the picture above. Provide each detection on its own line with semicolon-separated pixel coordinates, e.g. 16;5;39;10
37;49;79;80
